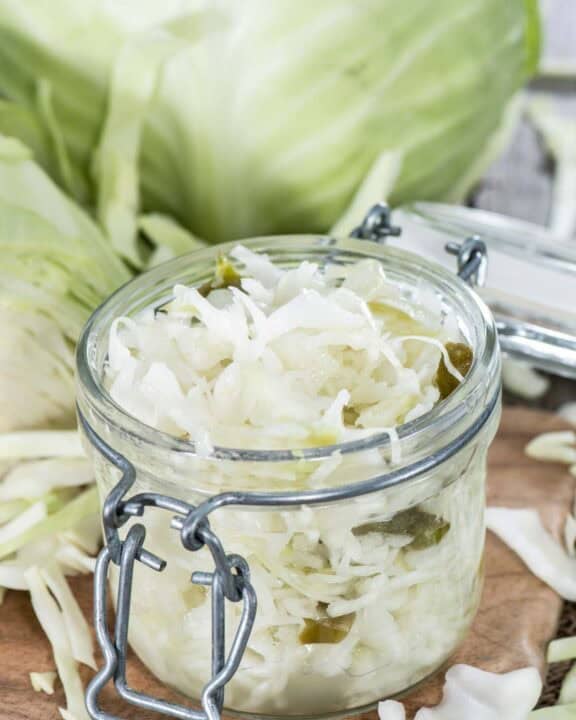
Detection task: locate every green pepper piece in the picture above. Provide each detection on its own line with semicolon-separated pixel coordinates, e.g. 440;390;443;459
198;255;242;297
343;405;360;427
352;507;450;551
299;604;355;645
436;342;473;399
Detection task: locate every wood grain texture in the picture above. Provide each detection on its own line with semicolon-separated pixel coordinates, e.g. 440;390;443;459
1;407;574;719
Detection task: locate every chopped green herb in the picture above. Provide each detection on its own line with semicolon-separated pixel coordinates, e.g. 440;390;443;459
353;507;450;550
198;255;242;297
436;342;473;399
299;603;355;644
343;405;360;427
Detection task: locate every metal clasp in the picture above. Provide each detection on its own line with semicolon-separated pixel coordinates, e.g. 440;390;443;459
351;202;402;242
350;205;488;289
445;235;488;288
79;413;257;720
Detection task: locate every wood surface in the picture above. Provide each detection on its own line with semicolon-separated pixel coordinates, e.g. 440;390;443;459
1;407;574;719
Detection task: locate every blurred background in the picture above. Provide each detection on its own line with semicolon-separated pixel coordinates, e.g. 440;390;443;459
471;0;575;411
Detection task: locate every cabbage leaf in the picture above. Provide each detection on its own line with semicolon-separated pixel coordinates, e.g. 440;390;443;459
0;0;540;244
0;136;130;431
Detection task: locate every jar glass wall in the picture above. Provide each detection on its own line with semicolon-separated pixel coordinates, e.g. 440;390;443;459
77;236;501;717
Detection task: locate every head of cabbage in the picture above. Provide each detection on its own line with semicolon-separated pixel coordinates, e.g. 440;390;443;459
0;0;539;256
0;0;539;430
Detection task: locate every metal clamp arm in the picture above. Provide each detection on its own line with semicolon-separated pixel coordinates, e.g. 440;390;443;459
81;415;257;720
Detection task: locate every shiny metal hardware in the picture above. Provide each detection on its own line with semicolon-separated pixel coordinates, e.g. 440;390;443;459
351;204;488;288
351;202;402;242
495;315;576;380
445;235;488;287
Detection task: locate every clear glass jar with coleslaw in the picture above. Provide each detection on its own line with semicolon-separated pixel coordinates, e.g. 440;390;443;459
77;235;501;717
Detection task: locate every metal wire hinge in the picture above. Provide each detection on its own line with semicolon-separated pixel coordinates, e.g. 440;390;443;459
80;414;257;720
351;204;488;288
445;235;488;287
351;202;402;242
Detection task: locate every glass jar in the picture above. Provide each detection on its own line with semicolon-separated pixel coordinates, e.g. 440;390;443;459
76;234;501;718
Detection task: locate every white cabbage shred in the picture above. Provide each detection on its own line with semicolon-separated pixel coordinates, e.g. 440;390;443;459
30;671;58;695
486;508;576;601
107;246;463;454
528;100;576;239
0;432;98;719
101;247;493;713
501;358;550;401
559;405;576;428
547;636;576;709
378;665;542;719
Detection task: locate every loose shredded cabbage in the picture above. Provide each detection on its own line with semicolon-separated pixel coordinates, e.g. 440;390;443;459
525;430;576;482
528;100;576;239
0;438;99;717
30;671;58;695
548;638;576;664
378;665;542;719
501;358;551;401
25;566;90;720
560;404;576;428
0;431;84;460
560;667;576;706
530;704;576;718
486;507;576;601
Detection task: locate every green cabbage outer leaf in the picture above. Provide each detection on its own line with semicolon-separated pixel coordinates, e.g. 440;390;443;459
0;0;540;245
0;136;130;431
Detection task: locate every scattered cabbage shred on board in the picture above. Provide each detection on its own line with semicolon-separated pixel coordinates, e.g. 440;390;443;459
0;432;98;720
378;664;543;720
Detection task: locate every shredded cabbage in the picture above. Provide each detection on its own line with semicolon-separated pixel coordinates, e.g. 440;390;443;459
531;705;576;718
548;638;576;664
0;439;99;718
30;671;58;695
486;507;576;601
106;247;463;455
96;248;496;713
501;358;550;401
560;667;576;706
0;136;130;431
525;431;576;481
548;637;576;708
528;100;576;239
378;665;542;719
25;567;90;720
0;431;83;461
560;404;576;428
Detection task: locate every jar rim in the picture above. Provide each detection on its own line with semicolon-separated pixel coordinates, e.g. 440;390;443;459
76;234;499;464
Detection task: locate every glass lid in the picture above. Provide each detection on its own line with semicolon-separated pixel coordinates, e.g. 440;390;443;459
386;202;576;379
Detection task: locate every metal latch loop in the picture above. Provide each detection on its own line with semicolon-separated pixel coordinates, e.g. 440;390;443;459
351;202;402;241
81;415;257;720
445;235;488;287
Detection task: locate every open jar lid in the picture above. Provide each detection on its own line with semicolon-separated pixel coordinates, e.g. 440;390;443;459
383;202;576;380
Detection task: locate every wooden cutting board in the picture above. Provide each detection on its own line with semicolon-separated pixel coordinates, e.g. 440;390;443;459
1;407;575;720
